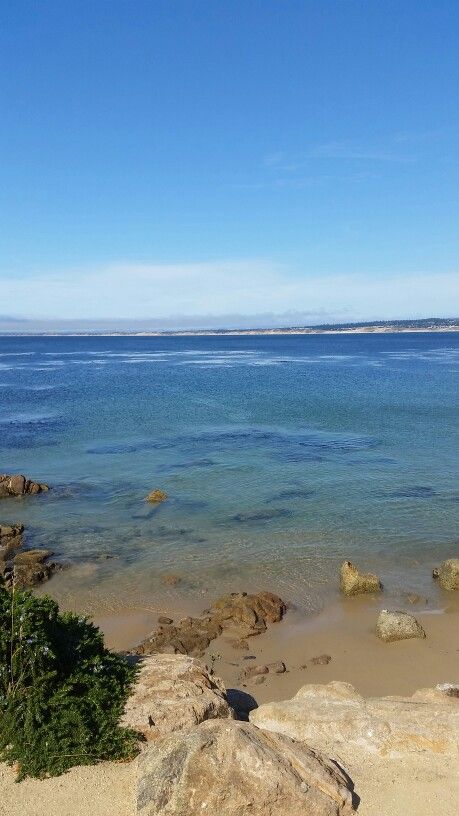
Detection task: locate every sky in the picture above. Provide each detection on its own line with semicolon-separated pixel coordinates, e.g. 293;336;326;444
1;0;458;330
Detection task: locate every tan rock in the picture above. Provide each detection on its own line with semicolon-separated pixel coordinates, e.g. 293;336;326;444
434;559;459;591
161;573;181;586
250;680;459;757
121;653;233;742
145;489;167;504
137;719;354;815
340;560;382;595
376;609;426;642
136;590;286;658
0;474;49;499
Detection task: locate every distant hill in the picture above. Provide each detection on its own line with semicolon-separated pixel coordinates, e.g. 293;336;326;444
0;317;458;336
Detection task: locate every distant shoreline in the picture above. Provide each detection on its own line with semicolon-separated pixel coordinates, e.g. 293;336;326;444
1;325;458;337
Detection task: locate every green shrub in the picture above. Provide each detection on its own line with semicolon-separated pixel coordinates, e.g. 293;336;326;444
0;582;139;780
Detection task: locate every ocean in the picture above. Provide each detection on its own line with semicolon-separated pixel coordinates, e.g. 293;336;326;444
0;332;458;615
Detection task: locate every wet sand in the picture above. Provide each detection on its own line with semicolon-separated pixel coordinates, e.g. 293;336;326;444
95;589;459;702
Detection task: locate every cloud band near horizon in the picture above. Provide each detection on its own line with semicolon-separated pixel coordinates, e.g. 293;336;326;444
1;261;458;327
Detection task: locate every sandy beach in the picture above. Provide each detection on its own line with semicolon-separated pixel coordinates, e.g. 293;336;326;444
2;590;458;816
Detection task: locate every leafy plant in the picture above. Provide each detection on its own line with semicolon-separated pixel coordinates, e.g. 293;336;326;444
0;581;139;780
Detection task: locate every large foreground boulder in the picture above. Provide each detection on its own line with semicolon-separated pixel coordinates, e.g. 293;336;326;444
339;561;382;595
250;681;459;758
434;559;459;591
376;609;426;642
0;474;49;498
136;590;286;658
121;654;233;741
137;719;354;816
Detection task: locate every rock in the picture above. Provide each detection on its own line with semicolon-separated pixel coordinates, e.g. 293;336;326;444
162;573;181;586
376;609;426;642
434;559;459;591
301;654;332;669
267;660;287;673
245;664;269;678
158;616;173;625
339;560;382;595
0;474;49;499
145;489;167;504
0;523;24;558
136;590;287;659
250;680;459;757
10;549;60;589
404;592;427;605
137;719;354;816
121;653;233;742
0;532;61;589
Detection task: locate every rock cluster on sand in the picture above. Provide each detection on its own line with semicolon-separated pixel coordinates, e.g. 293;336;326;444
135;591;286;658
145;489;167;504
121;653;233;741
250;680;459;758
339;560;382;595
433;558;459;591
0;474;49;499
137;719;354;816
376;609;426;642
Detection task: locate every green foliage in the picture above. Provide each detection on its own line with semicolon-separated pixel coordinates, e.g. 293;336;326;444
0;581;138;780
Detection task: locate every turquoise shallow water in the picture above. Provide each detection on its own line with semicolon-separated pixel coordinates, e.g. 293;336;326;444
0;333;458;614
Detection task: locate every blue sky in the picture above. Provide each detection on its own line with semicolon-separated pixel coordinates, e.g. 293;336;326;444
1;0;458;327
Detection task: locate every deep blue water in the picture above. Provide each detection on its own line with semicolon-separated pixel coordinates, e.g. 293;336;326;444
0;333;458;614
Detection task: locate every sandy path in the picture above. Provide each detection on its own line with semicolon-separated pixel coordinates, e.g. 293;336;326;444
0;760;136;816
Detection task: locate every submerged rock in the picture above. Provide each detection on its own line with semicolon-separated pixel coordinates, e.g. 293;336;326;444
376;609;426;642
137;719;354;816
250;680;459;758
136;590;286;658
145;489;168;504
0;474;49;499
433;558;459;591
339;560;382;596
121;653;233;742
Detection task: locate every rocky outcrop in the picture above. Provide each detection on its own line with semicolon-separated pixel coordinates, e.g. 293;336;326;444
0;474;49;499
0;523;24;558
0;525;61;589
145;489;167;504
137;719;354;816
339;561;382;595
376;609;426;642
121;654;233;741
136;591;286;658
433;559;459;591
250;681;459;757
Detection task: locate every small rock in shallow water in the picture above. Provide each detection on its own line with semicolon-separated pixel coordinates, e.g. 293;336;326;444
433;559;459;591
162;573;182;586
340;560;382;595
146;489;168;504
376;609;426;642
158;616;173;625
